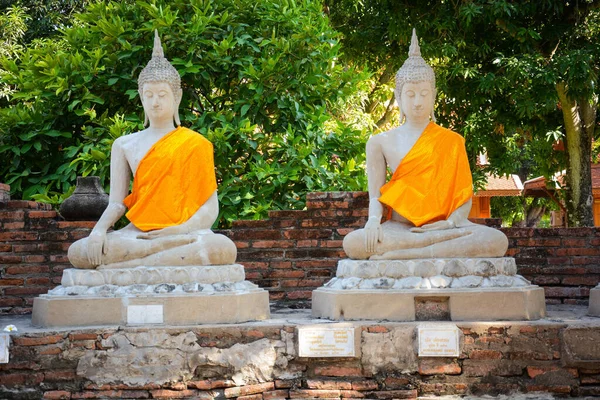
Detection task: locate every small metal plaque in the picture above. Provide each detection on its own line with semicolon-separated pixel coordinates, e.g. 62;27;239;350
127;305;164;325
0;334;9;363
418;325;460;357
298;326;355;357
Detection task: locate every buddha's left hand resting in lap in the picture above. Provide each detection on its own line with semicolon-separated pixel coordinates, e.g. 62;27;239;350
68;31;236;269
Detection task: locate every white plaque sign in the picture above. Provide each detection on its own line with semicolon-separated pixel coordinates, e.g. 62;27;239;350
0;334;9;363
418;325;460;357
127;305;164;325
298;326;355;357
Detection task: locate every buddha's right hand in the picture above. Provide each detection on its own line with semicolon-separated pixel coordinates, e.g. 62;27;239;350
364;217;383;253
87;230;108;266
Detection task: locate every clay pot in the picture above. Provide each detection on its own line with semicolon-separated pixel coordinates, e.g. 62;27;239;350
59;176;109;221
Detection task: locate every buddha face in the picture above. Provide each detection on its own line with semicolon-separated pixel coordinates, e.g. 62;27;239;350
141;82;176;126
400;81;434;124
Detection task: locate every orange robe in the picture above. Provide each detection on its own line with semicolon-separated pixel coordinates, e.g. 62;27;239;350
123;126;217;232
379;122;473;227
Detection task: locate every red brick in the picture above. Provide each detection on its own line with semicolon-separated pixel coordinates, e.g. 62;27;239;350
544;286;589;298
314;366;363;377
253;240;294;248
0;255;22;263
150;389;198;398
351;380;378;391
282;230;332;240
270;261;292;269
235;241;250;249
287;290;311;299
57;221;96;229
526;366;578;379
244;330;265;339
44;391;71;399
72;391;149;399
274;380;294;389
263;390;290;399
26;277;51;285
13;334;64;346
27;210;57;218
289;389;341;398
44;370;77;381
0;210;24;220
469;349;503;360
297;239;319;247
383;376;410;388
5;265;50;275
3;221;25;229
519;326;538;334
562;276;599;286
224;382;274;398
4;287;49;295
187;380;235;390
306;379;352;390
0;372;44;386
526;384;571;394
418;359;461;375
370;390;418;399
367;326;389;333
0;278;24;286
295;260;337;268
267;270;305;278
0;298;23;307
68;333;98;341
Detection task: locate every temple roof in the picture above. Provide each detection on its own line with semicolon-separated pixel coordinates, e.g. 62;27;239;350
523;164;600;197
475;173;523;197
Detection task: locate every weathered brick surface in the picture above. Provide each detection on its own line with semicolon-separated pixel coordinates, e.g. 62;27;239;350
0;321;598;398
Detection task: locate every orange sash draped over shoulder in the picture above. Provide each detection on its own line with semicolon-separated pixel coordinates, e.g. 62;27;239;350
123;126;217;232
379;122;473;227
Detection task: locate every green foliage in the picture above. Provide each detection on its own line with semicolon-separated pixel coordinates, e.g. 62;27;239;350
0;0;368;226
327;0;599;185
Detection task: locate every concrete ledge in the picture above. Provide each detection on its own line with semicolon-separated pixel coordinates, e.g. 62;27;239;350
312;286;546;321
589;286;600;316
32;289;270;327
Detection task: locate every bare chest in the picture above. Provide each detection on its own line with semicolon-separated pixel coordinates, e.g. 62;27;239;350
122;135;163;175
380;131;422;172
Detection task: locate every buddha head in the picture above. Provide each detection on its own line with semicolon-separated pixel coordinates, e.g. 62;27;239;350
395;29;436;124
138;30;182;126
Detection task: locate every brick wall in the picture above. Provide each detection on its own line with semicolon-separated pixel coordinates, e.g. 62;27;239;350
1;321;599;398
506;227;600;305
0;187;94;314
1;185;599;313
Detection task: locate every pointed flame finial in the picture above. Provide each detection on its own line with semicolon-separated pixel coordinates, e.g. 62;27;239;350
408;28;421;57
152;29;164;58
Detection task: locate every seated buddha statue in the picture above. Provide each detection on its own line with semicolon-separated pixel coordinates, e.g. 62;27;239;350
343;30;508;260
68;31;236;269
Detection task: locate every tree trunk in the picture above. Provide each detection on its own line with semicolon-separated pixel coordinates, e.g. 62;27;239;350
555;82;596;227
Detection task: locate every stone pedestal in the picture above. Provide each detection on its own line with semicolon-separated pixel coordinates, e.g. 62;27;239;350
312;258;546;321
32;264;270;327
589;285;600;317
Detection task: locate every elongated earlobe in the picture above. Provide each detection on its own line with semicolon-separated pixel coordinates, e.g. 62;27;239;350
144;112;149;127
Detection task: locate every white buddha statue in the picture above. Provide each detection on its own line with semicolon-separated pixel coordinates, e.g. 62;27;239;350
343;29;508;260
67;31;236;269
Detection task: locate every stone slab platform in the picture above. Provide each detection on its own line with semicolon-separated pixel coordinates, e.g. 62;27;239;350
589;286;600;316
312;286;546;321
32;289;270;327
